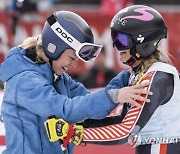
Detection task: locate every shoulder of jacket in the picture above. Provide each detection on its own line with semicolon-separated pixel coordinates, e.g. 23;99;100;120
146;62;178;76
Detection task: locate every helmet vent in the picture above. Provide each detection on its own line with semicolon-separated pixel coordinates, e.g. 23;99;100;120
47;43;56;53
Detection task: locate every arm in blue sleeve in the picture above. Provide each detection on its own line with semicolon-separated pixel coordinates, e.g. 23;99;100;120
16;73;117;123
105;70;130;90
76;71;130;127
78;104;128;128
64;73;90;97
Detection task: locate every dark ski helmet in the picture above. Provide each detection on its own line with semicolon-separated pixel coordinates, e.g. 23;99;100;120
110;5;167;65
42;11;102;62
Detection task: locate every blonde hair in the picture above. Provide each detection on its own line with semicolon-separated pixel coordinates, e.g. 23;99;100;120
19;35;45;63
133;48;172;84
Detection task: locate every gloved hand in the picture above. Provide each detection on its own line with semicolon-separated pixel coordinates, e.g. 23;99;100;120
44;116;84;147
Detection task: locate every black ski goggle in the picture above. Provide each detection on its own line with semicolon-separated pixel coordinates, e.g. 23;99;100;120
111;31;132;51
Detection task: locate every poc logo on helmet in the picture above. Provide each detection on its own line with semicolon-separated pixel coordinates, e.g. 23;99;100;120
56;27;73;43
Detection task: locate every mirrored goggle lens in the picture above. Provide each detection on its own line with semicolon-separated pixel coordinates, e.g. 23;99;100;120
111;31;131;51
78;45;102;62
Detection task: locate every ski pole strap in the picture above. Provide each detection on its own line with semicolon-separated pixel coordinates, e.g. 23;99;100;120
62;124;74;148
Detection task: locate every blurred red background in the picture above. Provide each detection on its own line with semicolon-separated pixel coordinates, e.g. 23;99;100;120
0;9;180;72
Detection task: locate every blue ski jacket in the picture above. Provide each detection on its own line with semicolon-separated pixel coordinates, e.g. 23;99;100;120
0;47;129;154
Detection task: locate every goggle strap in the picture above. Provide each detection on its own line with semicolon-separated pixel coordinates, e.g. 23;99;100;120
47;14;81;50
132;28;167;45
47;14;56;26
144;28;167;42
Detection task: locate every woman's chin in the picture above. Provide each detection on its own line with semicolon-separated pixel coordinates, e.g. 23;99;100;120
120;58;127;63
54;69;63;76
